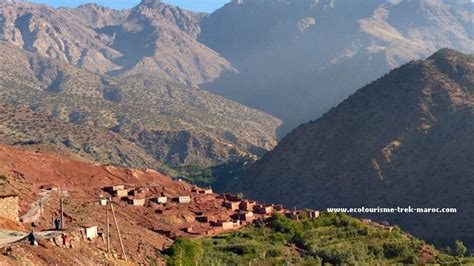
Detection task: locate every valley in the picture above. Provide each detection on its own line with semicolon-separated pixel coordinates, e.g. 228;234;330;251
0;0;473;264
0;144;471;265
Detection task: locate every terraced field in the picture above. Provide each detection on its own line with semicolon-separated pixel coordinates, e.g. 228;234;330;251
165;213;474;265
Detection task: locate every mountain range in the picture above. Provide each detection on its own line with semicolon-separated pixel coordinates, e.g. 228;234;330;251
1;0;472;135
2;0;472;134
0;0;234;86
200;0;474;133
0;0;472;260
231;49;474;246
0;42;280;167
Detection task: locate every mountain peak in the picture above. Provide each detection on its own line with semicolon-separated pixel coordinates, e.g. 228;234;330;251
232;48;474;245
428;47;472;61
139;0;164;8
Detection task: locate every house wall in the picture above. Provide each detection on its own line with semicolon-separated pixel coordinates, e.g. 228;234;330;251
222;222;234;230
130;199;145;206
225;201;241;210
0;196;19;221
85;227;98;238
157;197;167;203
114;189;128;197
178;196;191;203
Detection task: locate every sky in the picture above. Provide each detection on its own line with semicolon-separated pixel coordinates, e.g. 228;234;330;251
25;0;231;13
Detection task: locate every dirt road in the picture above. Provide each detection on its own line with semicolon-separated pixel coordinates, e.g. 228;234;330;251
0;230;63;248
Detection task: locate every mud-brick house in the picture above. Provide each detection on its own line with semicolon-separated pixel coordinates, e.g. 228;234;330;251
307;210;319;218
224;201;241;211
285;210;301;221
130;188;149;196
104;185;125;193
176;196;191;204
273;204;284;212
223;193;241;202
128;198;145;206
239;200;256;211
0;195;19;221
82;225;98;239
232;211;254;222
200;188;213;195
112;189;128;198
151;196;168;204
211;220;234;230
254;204;273;215
97;198;108;206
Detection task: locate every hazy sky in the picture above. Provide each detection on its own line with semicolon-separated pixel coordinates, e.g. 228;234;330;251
25;0;231;13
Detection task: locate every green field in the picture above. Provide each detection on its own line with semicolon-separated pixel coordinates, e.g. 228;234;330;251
163;213;473;265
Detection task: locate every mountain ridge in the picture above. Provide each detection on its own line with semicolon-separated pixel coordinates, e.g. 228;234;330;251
0;42;281;167
231;48;474;246
199;0;474;134
0;0;233;86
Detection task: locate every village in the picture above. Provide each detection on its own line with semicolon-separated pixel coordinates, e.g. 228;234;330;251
99;182;320;238
0;146;413;264
8;182;319;236
0;167;321;261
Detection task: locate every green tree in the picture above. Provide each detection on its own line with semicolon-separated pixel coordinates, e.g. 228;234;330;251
165;237;203;266
455;240;467;257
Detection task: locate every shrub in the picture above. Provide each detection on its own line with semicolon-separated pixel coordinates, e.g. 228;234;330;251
318;245;356;264
383;242;411;258
267;248;283;257
368;244;384;259
165;237;203;266
268;214;303;235
269;232;288;245
0;174;7;185
455;240;467;257
221;243;262;256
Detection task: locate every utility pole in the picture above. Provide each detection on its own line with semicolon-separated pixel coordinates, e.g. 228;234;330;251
106;201;110;253
110;198;127;261
60;198;64;230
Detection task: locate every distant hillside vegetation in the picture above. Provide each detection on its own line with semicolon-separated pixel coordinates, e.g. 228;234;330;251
165;213;473;265
0;43;281;167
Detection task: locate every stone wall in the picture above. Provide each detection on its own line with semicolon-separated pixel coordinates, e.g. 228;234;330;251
0;195;19;221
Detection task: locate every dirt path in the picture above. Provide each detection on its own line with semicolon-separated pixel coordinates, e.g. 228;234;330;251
20;190;53;224
0;230;27;247
0;230;62;248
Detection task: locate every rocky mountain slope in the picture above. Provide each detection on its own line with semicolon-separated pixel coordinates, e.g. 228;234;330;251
0;42;281;167
0;104;165;170
0;0;234;86
232;49;474;246
199;0;474;133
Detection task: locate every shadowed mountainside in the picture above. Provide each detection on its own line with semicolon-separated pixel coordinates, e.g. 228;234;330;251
199;0;474;134
232;49;474;246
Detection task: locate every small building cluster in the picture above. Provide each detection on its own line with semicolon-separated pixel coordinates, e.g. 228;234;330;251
100;183;320;240
103;184;196;208
191;187;213;195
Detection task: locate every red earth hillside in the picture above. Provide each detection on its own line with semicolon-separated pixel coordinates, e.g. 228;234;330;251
0;145;292;265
